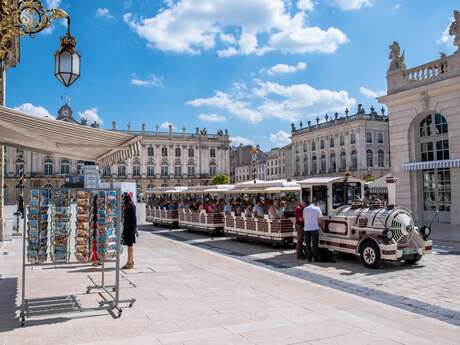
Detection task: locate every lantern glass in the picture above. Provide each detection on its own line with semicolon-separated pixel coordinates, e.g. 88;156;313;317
55;45;80;87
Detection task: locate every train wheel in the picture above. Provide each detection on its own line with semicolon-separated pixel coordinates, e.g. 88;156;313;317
360;241;381;269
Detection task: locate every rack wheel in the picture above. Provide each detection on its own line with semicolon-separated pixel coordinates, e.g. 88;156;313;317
117;310;122;318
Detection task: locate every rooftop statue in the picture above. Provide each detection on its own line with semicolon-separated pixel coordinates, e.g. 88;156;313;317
389;41;406;71
449;10;460;52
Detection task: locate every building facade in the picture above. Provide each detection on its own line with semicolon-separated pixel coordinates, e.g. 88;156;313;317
3;105;231;204
379;31;460;225
290;105;391;180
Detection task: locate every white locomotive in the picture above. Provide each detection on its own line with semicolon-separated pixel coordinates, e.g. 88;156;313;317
299;175;432;268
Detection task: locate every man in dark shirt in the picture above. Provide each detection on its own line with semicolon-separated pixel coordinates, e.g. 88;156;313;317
295;201;306;260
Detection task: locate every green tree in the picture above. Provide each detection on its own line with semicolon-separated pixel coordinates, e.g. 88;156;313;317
211;174;230;185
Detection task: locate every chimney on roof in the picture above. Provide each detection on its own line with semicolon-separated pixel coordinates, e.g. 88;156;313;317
112;121;116;130
127;122;131;132
141;123;146;132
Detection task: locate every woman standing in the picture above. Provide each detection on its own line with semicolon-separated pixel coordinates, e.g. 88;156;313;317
122;193;137;269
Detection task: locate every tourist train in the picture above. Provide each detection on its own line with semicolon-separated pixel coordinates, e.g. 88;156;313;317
146;175;432;268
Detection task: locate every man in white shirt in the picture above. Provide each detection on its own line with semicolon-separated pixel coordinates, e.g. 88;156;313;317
303;200;323;262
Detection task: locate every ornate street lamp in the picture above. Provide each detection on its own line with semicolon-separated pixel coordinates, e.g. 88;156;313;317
54;20;80;87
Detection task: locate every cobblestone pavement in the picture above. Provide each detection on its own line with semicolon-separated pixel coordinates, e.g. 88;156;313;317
149;227;460;327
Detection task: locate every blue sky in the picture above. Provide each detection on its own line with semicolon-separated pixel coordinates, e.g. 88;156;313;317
7;0;459;150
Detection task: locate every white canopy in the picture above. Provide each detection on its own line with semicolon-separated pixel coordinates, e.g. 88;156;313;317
0;106;141;166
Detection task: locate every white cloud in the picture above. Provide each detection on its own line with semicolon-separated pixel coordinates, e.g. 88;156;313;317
391;4;401;10
46;0;62;8
187;79;355;124
230;136;255;146
96;8;113;19
265;62;307;75
130;74;163;87
333;0;372;11
297;0;315;12
270;130;291;147
197;114;227;122
187;91;263;124
359;86;385;99
438;17;454;46
124;0;348;57
14;103;55;119
78;108;103;125
160;121;176;131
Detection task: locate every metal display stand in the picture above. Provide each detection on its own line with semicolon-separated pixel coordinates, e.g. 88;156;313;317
19;188;136;327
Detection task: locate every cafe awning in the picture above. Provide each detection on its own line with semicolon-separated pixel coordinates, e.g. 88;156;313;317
401;159;460;171
0;106;141;166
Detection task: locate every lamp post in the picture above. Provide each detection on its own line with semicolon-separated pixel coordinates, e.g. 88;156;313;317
250;145;258;184
0;0;80;240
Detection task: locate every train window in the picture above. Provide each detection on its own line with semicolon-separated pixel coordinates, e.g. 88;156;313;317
332;182;362;209
312;185;328;214
301;188;311;204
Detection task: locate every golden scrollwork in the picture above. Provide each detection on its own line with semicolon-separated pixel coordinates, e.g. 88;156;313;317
0;0;69;62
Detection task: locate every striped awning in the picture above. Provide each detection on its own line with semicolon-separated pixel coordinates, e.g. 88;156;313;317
401;159;460;172
98;136;143;167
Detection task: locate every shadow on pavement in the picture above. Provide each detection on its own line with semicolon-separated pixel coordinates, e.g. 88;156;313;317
0;277;19;332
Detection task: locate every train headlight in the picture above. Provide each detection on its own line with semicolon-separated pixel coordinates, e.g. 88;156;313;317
383;229;394;243
420;225;431;240
405;225;414;232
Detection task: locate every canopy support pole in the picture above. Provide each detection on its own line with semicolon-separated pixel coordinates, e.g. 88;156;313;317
0;63;6;241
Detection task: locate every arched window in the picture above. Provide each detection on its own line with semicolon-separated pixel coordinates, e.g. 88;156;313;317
3;159;7;177
303;156;308;175
329;137;335;148
188;148;194;157
161;147;168;157
132;159;141;177
311;141;316;151
60;159;70;175
43;159;53;176
419;113;448;137
351;150;358;170
161;163;168;177
15;159;24;177
329;153;336;172
147;146;154;157
188;164;195;177
340;151;346;171
320;154;326;173
118;162;126;177
175;147;181;157
320;139;325;150
340;135;345;146
209;163;217;176
378;150;385;168
311;155;317;174
303;142;308;152
102;166;111;177
210;148;216;158
377;133;384;144
147;159;155;177
77;160;84;175
295;157;300;176
367;149;374;167
366;132;373;143
350;133;356;145
174;164;182;177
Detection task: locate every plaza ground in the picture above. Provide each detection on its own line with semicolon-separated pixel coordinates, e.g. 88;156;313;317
1;210;460;344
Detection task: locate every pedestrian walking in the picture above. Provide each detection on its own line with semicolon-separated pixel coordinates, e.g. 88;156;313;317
303;199;322;262
122;193;137;269
295;201;306;260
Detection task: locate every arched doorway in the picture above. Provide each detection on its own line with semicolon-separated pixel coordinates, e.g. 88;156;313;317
417;113;451;222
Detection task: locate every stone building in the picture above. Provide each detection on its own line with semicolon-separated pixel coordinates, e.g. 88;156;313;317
266;147;288;181
290;105;391;180
3;104;231;204
379;18;460;225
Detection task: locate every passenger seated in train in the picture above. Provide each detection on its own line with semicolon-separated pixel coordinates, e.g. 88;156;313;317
252;199;265;218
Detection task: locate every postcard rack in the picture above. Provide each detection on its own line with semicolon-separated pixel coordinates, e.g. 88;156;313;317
20;188;136;327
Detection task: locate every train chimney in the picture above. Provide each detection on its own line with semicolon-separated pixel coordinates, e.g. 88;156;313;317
386;176;398;209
